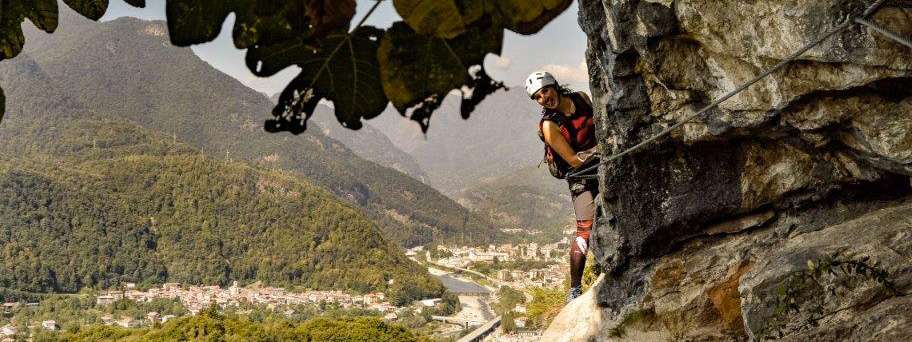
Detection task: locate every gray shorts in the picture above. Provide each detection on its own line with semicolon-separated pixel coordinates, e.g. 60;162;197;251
569;178;599;239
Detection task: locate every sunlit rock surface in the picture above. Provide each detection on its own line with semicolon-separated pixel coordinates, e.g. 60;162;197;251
546;0;912;340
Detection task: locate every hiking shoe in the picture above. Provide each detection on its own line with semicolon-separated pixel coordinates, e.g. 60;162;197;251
567;286;582;302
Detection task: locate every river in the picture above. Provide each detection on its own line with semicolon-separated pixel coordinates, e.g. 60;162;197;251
434;274;490;295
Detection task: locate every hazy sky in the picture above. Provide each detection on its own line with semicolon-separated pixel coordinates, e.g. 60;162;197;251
99;1;590;96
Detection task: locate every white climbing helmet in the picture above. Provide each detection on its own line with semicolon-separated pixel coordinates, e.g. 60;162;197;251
525;70;557;98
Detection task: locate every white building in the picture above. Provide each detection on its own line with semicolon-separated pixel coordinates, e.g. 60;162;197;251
147;312;160;325
116;318;139;328
419;298;442;307
96;295;116;305
526;243;539;259
0;325;16;337
41;320;58;331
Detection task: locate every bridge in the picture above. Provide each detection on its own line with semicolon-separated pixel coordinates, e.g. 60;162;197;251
431;315;486;329
456;317;501;342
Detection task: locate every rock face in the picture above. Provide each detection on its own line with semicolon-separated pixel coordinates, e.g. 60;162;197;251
545;0;912;340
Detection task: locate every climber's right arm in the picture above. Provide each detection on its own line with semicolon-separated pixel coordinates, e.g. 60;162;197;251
542;120;584;168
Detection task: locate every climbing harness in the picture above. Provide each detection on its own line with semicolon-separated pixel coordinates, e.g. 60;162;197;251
566;0;909;180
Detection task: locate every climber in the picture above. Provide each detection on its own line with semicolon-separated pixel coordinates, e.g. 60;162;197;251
527;70;600;301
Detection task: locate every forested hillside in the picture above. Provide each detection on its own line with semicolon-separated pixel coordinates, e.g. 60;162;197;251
4;10;500;247
0;116;443;304
456;166;573;242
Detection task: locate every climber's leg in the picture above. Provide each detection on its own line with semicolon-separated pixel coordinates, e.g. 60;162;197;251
570;218;592;288
568;184;596;299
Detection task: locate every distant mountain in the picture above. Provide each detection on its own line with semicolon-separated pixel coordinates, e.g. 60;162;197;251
367;88;545;195
267;93;430;184
455;166;574;242
0;51;443;302
6;11;501;247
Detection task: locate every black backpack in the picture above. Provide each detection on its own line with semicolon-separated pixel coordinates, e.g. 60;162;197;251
537;92;596;179
539;114;572;179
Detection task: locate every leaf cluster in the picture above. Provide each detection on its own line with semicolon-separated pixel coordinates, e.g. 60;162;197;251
0;0;572;133
759;252;901;340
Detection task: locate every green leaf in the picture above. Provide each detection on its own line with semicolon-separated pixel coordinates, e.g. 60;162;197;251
450;18;505;119
494;0;572;35
233;1;350;50
241;3;322;77
25;0;59;33
165;0;234;46
245;37;316;77
62;0;109;21
378;22;466;113
232;2;307;49
311;27;387;128
460;66;505;119
395;0;571;37
267;86;320;134
0;5;26;60
304;0;356;37
0;85;5;123
393;0;466;39
124;0;146;7
447;16;503;66
378;20;503;131
0;1;58;60
269;26;388;132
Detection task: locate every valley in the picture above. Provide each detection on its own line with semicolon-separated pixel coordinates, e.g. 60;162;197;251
0;5;580;342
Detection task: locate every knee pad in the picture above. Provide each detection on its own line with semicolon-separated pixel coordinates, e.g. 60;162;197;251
573;220;592;255
574;236;588;255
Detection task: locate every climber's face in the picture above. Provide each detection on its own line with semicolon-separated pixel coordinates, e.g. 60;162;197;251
533;86;559;110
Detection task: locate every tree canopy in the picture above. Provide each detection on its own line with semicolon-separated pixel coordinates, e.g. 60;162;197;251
0;0;572;133
48;308;432;341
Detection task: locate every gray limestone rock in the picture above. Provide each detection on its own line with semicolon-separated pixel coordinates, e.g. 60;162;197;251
549;0;912;339
740;202;912;340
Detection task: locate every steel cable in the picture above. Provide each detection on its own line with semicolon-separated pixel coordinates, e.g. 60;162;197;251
855;17;912;49
566;0;891;180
